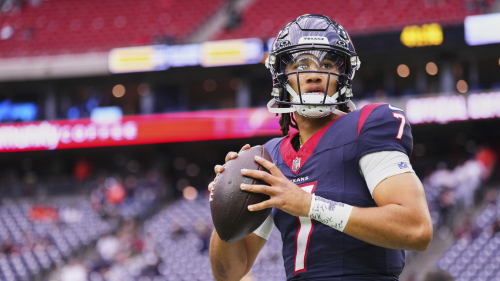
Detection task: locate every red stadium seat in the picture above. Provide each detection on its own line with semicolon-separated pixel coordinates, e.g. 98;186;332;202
0;0;223;58
213;0;481;40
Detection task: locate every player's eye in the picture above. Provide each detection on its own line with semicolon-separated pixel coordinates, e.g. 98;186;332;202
321;63;333;69
294;63;309;70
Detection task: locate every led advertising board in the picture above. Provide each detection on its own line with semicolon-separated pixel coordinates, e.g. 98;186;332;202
465;13;500;46
405;91;500;124
200;38;264;67
109;38;264;73
0;108;280;152
400;23;443;48
2;91;499;152
108;44;200;73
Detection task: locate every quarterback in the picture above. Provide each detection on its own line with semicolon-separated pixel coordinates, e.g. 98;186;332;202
209;14;432;281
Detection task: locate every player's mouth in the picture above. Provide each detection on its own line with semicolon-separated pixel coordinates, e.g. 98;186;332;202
303;87;326;94
305;90;325;95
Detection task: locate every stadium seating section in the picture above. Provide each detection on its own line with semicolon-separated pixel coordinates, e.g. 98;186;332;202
439;202;500;281
0;0;483;58
142;199;285;281
0;198;115;281
215;0;479;40
0;0;223;58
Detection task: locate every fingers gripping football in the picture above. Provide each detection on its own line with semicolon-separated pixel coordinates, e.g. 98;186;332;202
224;144;251;163
240;156;312;217
207;144;251;192
252;155;284;178
214;165;224;173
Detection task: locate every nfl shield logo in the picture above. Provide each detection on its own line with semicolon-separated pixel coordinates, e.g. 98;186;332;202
292;157;301;172
398;162;409;169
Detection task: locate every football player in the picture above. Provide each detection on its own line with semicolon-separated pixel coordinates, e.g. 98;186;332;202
209;14;432;281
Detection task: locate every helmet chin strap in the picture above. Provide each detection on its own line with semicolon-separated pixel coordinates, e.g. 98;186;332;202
267;84;353;117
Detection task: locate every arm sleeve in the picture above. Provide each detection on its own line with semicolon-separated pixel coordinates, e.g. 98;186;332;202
253;214;274;240
359;150;415;197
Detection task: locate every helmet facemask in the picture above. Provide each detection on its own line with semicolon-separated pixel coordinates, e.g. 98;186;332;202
281;50;348;118
266;14;360;134
267;48;357;118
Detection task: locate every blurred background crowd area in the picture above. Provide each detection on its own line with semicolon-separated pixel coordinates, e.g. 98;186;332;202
0;0;499;280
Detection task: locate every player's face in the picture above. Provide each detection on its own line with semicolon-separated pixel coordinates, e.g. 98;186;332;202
284;52;342;100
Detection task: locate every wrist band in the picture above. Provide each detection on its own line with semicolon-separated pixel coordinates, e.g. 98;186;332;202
308;194;353;232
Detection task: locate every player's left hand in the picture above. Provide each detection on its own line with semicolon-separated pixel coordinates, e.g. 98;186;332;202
240;155;312;217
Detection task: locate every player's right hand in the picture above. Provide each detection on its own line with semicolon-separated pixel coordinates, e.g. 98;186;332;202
208;144;250;192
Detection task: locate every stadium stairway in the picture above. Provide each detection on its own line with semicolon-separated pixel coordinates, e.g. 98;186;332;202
186;0;257;43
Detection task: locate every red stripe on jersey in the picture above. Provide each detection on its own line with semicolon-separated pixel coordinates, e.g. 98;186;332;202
280;118;340;175
357;103;385;137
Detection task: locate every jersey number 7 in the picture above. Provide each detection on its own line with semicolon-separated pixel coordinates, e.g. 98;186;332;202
392;112;406;140
294;181;317;274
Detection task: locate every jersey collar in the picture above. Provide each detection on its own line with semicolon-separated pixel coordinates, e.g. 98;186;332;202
280;118;339;175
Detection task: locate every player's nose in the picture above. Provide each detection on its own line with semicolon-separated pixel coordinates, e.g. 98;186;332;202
304;72;323;83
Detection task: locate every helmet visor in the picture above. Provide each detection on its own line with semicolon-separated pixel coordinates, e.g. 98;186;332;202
279;50;346;75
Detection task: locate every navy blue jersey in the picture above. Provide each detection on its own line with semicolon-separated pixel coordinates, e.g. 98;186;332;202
263;103;413;281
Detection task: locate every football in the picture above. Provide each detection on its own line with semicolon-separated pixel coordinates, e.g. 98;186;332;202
210;145;273;243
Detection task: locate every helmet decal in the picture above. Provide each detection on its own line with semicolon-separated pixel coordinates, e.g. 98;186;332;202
298;36;329;44
275;40;292;50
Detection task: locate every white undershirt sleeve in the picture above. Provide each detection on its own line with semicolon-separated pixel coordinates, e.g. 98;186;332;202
359;151;415;197
253;214;274;240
